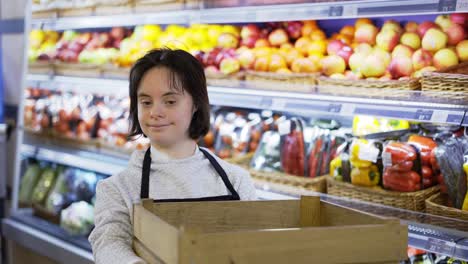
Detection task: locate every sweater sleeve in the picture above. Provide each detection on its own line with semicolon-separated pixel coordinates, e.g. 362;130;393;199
88;179;147;264
228;165;258;201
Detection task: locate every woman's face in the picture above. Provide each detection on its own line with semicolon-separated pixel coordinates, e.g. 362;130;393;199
137;67;195;148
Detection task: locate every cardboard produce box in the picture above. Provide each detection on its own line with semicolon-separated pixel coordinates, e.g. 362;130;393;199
133;196;407;264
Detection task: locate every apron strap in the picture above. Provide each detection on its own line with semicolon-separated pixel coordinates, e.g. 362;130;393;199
199;148;241;200
140;147;241;200
140;148;152;199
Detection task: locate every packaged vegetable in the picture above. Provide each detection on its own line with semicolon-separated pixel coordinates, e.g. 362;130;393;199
31;165;59;205
19;162;43;205
60;201;94;236
434;137;468;209
382;141;422;192
353;116;409;137
348;139;381;187
408;135;438;188
279;118;306;176
250;130;281;172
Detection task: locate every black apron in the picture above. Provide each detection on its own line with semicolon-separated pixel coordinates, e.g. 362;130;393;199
140;147;240;202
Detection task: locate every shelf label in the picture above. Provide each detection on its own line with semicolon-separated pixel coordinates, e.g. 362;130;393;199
328;6;343;17
415;110;433;121
426;237;456;256
457;0;468;11
340;104;356;116
439;0;457;11
342;5;358;17
430;111;448;123
271;98;287;111
328;103;342;113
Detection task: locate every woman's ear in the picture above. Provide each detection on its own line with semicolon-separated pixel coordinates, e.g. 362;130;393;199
192;105;198;115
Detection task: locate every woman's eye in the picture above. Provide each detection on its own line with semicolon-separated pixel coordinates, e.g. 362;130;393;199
166;100;176;105
140;101;152;106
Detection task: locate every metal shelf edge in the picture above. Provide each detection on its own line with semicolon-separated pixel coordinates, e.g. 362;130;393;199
2;218;94;264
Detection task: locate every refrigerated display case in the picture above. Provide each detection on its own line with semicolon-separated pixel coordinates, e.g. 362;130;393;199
2;0;468;263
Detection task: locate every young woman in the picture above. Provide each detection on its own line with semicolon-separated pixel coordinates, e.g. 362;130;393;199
89;49;257;264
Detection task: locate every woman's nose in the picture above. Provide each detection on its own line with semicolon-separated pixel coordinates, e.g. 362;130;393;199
150;104;165;118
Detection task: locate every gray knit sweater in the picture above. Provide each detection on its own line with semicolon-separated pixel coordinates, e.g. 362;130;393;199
88;147;257;264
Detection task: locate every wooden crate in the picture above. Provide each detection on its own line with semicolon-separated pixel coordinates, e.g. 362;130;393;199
133;196;408;264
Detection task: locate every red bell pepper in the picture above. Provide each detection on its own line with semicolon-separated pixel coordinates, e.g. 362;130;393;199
421;165;433;179
388;160;414;172
384;142;417;164
281;130;305;176
408;135;437;152
383;169;421;192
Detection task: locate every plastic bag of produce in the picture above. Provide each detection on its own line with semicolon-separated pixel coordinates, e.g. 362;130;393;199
382;141;422;192
19;162;43;205
349;139;382;187
279;117;306;176
60;201;94;236
408;135;438;189
434;137;468;209
31;165;59;205
250;130;282;173
353;116;409;137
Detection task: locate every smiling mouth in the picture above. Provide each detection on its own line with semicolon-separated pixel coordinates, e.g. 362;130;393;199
147;124;171;129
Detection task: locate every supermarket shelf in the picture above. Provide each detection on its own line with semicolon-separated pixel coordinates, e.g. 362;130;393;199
2;217;93;264
21;134;128;175
28;74;468;125
31;0;466;29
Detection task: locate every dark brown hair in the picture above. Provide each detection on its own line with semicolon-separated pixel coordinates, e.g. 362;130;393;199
128;48;210;140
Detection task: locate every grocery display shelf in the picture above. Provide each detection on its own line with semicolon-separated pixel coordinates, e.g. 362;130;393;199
21;133;128;176
28;74;468;126
2;214;93;264
16;135;468;261
31;0;466;30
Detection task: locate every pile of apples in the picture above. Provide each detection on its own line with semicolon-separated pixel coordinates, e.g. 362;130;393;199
29;29;60;62
335;14;468;81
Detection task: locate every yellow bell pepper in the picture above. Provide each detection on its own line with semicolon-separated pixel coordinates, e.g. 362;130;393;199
330;157;343;181
351;165;380;187
462;162;468;211
350;139;372;168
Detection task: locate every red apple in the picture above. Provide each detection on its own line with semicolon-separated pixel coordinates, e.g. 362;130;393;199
254;38;270;48
337;46;353;65
268;54;287;72
321;55;346;76
435;15;453;30
381;20;403;35
237;49;255;69
354;24;378;45
291;57;319;73
217;33;239;49
456;40;468;61
110;27;125;40
444;23;465;46
241;36;258;48
400;32;421;50
268;29;289;47
327;39;345;55
450;13;468;27
241;24;261;40
76;32;91;45
254;55;270;71
422;28;448;52
433;48;459;70
205;65;220;76
418;21;439;37
376;29;400;52
361;54;386;78
220;57;241;75
412;49;433;71
392;44;414;58
285;21;303;40
405;21;419;34
389;56;414;79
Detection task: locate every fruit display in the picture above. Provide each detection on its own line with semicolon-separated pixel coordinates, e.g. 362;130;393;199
29;29;60;63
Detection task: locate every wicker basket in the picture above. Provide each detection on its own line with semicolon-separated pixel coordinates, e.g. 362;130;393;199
94;0;135;15
226;153;326;193
327;176;439;212
29;61;55;75
421;62;468;101
134;0;195;12
101;64;130;79
425;192;468;231
54;62;102;77
206;70;245;87
317;76;421;98
245;71;317;92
